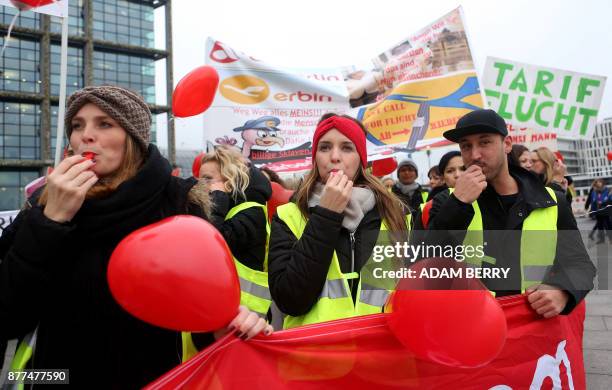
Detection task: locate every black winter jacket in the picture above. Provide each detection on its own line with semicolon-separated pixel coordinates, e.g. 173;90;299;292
208;167;271;271
0;145;214;388
426;165;595;313
268;205;386;316
392;183;428;214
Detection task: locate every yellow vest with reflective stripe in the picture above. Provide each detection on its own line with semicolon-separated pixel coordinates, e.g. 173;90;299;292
182;201;271;362
449;187;558;292
276;203;411;329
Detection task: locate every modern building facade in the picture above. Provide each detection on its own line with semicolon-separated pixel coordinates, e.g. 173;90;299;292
573;118;612;197
0;0;174;211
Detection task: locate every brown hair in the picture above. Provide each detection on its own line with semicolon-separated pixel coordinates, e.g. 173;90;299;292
294;113;409;236
509;144;529;167
39;135;144;205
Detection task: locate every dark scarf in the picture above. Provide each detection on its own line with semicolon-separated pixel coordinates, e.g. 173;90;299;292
73;145;189;242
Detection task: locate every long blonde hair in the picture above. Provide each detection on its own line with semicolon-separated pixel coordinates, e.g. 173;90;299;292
39;135;144;205
200;145;250;201
294;114;409;236
533;147;555;185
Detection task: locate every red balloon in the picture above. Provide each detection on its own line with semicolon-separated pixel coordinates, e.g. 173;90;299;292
386;259;507;368
554;151;564;162
607;151;612;161
172;66;219;118
10;0;54;10
267;182;294;222
108;215;240;332
191;151;206;178
372;158;398;177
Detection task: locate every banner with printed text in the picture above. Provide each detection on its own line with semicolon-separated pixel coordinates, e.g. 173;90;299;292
202;7;484;171
483;56;606;140
148;296;586;389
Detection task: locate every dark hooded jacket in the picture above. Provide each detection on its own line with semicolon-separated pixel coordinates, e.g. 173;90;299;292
425;164;595;313
208;166;272;271
0;145;213;388
392;183;428;215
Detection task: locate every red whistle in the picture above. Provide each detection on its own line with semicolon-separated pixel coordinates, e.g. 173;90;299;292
82;152;96;161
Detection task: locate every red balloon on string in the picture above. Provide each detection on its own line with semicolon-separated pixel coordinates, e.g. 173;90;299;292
372;158;398;177
191;152;206;178
607;151;612;161
267;182;294;222
172;66;219;118
10;0;54;10
108;215;240;332
386;258;507;368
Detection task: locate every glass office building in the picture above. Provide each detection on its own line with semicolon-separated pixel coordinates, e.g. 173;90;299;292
0;0;173;211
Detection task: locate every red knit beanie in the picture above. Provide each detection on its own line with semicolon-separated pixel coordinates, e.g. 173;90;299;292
312;116;367;167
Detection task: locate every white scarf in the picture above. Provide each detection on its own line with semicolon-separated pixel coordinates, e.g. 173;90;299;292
308;183;376;232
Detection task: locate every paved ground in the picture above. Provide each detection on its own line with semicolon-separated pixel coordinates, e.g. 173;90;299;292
578;215;612;390
1;217;610;388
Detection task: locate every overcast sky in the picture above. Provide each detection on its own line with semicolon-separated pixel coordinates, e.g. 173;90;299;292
161;0;611;167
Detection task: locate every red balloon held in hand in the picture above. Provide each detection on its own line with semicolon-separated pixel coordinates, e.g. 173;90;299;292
10;0;55;10
108;215;240;332
172;66;219;118
191;152;206;178
372;158;398;177
267;182;294;222
386;258;507;368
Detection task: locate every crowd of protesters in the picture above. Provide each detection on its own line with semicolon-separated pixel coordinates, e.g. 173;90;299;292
0;87;599;386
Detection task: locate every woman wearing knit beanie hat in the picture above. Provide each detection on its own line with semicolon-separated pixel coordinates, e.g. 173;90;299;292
0;86;271;387
268;113;411;329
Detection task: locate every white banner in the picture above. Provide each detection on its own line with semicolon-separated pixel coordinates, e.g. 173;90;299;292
201;7;483;171
0;209;19;233
483;56;606;140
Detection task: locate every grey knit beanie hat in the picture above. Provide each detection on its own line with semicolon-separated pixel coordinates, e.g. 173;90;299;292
65;85;151;153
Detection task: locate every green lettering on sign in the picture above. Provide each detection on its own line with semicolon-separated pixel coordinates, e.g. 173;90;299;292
560;75;572;100
509;69;528;92
553;104;576;130
493;62;514;86
516;96;537;122
535;101;554;127
497;93;513;120
578;108;598;135
576;78;600;103
534;71;554;97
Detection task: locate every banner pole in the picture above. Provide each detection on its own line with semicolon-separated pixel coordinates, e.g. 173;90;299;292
53;14;69;167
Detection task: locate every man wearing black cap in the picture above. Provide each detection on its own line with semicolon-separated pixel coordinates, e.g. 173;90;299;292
427;109;595;318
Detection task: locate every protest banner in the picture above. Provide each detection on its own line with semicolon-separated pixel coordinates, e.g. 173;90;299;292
201;7;484;171
483;56;606;140
0;209;19;233
148;296;585;390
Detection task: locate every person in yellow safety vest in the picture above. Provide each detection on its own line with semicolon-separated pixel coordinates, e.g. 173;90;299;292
414;151;465;231
426;109;596;318
268;113;411;329
198;146;272;316
391;159;429;214
181;146;273;362
0;86;272;387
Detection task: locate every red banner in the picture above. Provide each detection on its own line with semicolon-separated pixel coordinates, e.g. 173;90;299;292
147;295;586;389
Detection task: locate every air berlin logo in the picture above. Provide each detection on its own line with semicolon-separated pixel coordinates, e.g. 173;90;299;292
219;75;270;104
209;41;239;63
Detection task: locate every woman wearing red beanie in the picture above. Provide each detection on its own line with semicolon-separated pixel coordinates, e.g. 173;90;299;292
268;113;411;329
